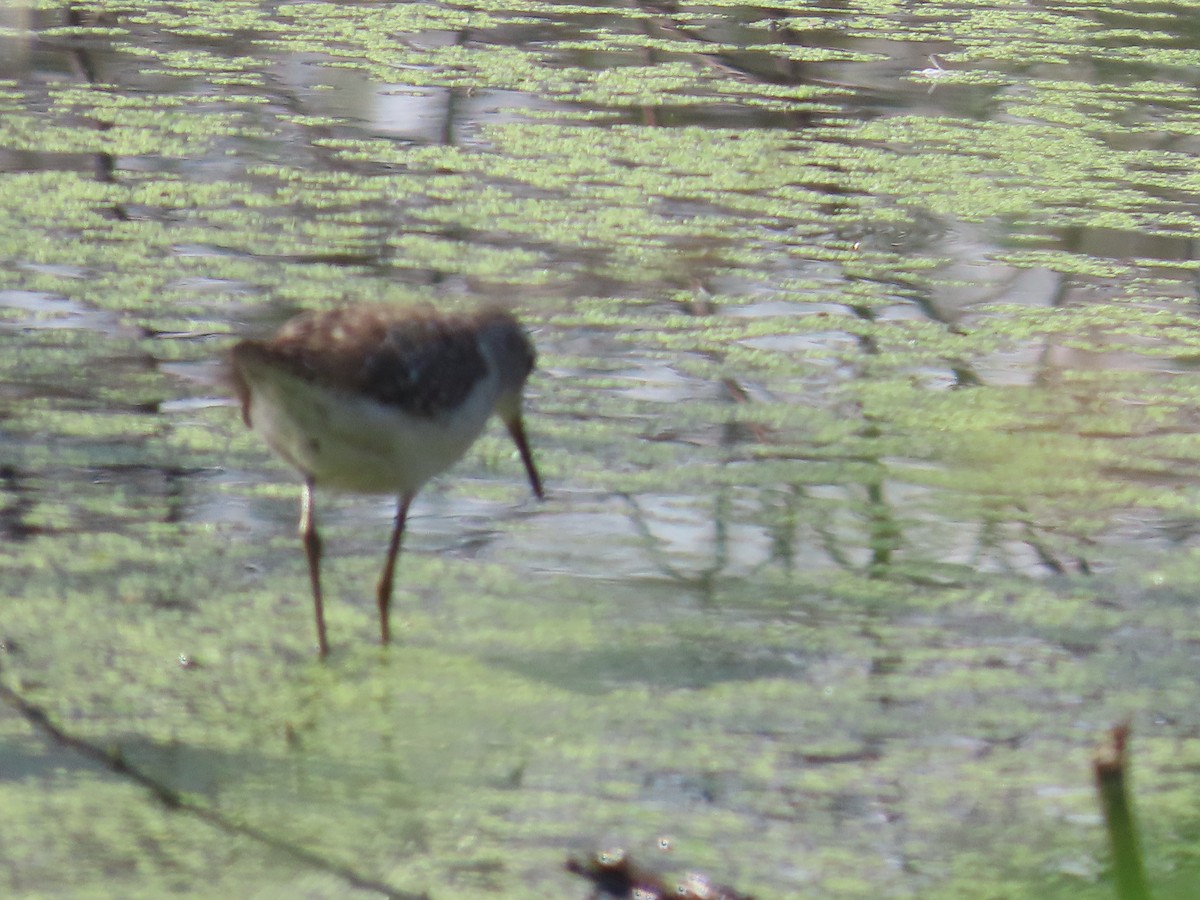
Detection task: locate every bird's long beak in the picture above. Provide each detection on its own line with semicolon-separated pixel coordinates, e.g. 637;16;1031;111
504;412;544;500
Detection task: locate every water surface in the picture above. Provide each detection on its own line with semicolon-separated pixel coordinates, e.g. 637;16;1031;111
2;1;1200;897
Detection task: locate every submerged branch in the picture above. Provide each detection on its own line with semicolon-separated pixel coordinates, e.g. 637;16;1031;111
0;668;426;900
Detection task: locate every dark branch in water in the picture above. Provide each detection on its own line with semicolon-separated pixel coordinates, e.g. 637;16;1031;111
0;667;426;900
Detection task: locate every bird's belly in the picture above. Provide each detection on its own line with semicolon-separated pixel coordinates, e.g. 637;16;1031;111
250;372;496;494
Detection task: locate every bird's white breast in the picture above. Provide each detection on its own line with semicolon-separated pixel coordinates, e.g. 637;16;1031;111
245;364;499;494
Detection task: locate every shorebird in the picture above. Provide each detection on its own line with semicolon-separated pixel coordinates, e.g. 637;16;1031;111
230;304;544;658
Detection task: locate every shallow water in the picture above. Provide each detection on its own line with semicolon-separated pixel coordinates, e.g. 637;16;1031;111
2;1;1200;897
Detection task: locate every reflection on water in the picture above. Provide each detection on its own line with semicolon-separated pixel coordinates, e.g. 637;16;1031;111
3;0;1200;896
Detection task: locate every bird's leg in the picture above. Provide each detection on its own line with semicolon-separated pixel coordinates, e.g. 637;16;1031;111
376;492;414;646
300;477;329;659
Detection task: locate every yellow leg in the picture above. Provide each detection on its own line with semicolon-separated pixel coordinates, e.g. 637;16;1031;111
376;493;414;646
300;478;329;659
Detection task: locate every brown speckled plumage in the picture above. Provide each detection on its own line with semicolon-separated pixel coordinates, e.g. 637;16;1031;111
231;304;534;425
